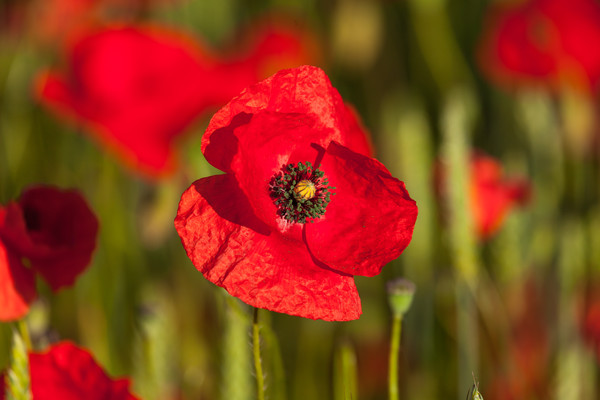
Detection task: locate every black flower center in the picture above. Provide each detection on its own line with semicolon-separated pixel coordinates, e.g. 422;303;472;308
269;161;335;224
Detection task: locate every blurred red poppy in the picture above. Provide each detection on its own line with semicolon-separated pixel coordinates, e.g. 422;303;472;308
0;186;98;321
1;341;138;399
469;153;530;239
174;65;418;321
36;19;320;178
478;0;600;92
580;280;600;361
435;151;530;240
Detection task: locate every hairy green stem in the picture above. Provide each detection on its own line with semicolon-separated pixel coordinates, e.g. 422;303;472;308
253;308;265;400
16;320;31;351
388;313;402;400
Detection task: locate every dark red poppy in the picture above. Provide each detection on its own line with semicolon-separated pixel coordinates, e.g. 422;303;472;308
36;20;320;178
1;341;138;399
478;0;600;92
174;66;418;321
0;186;98;321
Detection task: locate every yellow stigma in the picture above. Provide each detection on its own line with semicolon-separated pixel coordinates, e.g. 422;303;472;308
294;180;316;200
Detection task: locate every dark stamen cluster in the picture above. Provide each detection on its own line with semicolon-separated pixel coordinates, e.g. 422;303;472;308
269;161;335;224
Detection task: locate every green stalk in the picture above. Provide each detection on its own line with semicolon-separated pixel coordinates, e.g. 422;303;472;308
441;89;479;395
388;313;402;400
16;321;31;352
554;218;594;399
220;296;251;400
334;341;358;400
6;329;31;400
253;308;265;400
407;0;474;93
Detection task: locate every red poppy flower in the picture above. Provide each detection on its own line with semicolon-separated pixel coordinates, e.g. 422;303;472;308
435;151;530;240
1;341;138;399
36;20;320;178
469;153;530;239
580;280;600;361
0;186;98;321
478;0;600;92
174;65;418;321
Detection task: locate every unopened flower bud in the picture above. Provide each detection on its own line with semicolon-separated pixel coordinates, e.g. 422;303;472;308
386;278;416;317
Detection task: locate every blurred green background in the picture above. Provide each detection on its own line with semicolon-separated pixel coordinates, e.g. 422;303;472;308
2;0;600;399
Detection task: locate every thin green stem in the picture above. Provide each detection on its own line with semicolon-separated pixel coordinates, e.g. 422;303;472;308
334;341;357;400
388;313;402;400
253;308;265;400
16;320;31;351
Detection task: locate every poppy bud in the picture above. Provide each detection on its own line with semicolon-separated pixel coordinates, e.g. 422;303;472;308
386;278;416;317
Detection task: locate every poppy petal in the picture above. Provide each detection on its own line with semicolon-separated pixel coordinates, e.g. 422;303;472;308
202;65;373;173
174;174;362;320
29;342;138;400
305;142;418;277
0;240;36;322
36;26;230;177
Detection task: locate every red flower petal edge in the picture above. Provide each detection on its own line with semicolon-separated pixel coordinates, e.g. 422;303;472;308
175;65;417;321
1;341;138;400
0;186;98;321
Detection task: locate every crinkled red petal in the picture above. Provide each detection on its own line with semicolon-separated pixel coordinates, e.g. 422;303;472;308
226;111;338;235
0;239;36;322
29;341;138;400
305;142;418;277
202;65;373;173
174;174;362;321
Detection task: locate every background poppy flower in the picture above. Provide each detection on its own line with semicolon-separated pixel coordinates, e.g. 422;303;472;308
435;151;530;240
469;152;530;239
175;65;418;321
477;0;600;92
1;341;138;399
36;20;321;178
0;186;98;321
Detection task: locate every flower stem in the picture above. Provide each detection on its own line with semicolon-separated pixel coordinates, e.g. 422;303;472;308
388;313;402;400
253;308;265;400
17;320;31;351
220;296;251;400
334;341;357;400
